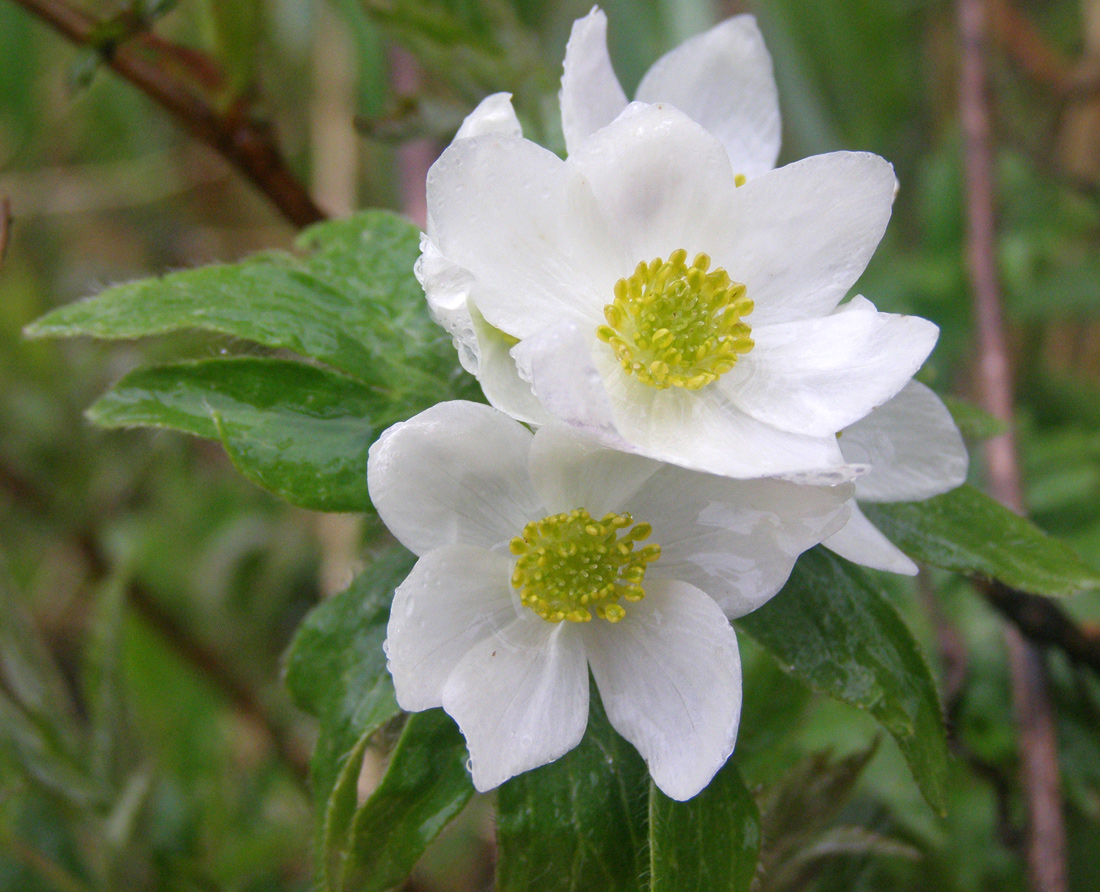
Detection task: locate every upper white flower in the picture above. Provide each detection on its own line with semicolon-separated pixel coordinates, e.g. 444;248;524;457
560;7;780;178
368;400;852;800
825;381;969;574
419;88;938;480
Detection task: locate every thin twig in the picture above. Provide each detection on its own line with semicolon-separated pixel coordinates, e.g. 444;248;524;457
11;0;325;228
983;581;1100;676
957;0;1068;889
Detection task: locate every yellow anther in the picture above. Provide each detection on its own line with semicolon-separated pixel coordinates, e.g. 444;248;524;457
596;250;753;391
510;508;660;624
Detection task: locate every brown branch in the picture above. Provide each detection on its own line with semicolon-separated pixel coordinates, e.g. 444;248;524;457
958;0;1068;889
0;196;11;271
983;581;1100;675
11;0;325;229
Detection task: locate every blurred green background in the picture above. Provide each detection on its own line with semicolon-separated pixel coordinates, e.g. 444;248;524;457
2;0;1100;889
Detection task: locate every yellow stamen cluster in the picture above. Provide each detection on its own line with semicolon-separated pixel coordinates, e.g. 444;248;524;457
509;508;661;624
596;249;754;390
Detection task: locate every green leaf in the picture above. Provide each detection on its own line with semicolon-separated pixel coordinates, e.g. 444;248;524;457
27;251;381;383
863;484;1100;597
320;730;375;891
496;686;649;892
648;760;759;892
82;575;128;789
940;395;1008;441
755;743;918;892
27;210;474;414
339;709;475;892
738;549;949;815
283;548;413;834
197;0;262;97
88;358;384;513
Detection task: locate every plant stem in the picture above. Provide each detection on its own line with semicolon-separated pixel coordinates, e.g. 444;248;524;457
10;0;325;228
957;0;1068;889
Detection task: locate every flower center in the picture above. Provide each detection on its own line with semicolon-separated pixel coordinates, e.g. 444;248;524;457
596;250;754;390
509;509;660;624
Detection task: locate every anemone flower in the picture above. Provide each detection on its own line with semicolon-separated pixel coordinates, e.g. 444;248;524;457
368;401;851;799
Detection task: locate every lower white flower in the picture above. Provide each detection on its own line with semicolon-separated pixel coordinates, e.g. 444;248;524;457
368;401;853;800
825;381;969;574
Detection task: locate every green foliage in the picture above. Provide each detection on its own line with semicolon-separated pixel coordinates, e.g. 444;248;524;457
89;358;384;512
9;0;1100;889
754;744;918;892
496;686;650;892
284;547;412;830
27;212;478;510
27;211;465;401
941;395;1008;441
649;760;760;892
739;549;950;815
339;709;475;892
864;484;1100;597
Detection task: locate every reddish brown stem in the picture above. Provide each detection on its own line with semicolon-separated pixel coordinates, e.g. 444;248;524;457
958;0;1067;889
11;0;325;229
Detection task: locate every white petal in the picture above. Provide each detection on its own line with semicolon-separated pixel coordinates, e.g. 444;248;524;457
367;401;542;554
714;152;898;325
560;7;628;155
442;617;589;791
566;102;738;270
627;472;852;618
840;381;969;502
415;236;479;375
386;545;519;712
722;296;939;436
596;348;853;479
824;501;919;575
510;320;625;443
512;320;854;481
468;302;552;426
635;15;780;178
455;92;522;140
425;134;613;338
527;421;661;516
584;579;741;801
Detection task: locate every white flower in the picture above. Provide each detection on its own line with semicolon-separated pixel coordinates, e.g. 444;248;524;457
418;91;938;481
368;400;852;800
824;381;968;574
560;7;780;178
